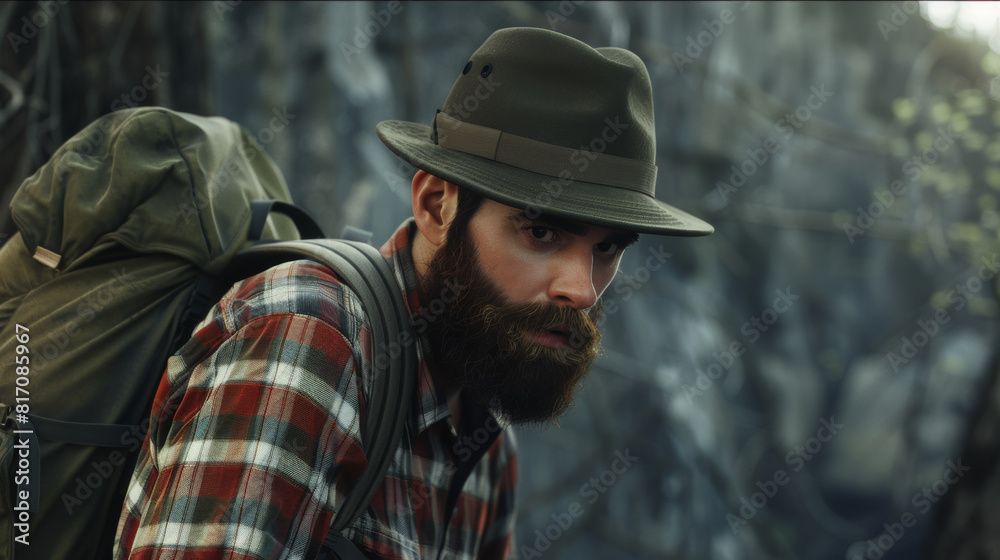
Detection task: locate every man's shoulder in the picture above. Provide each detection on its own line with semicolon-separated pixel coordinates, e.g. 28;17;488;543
172;259;375;404
212;259;371;337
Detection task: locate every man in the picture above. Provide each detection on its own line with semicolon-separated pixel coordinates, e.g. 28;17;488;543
115;27;712;560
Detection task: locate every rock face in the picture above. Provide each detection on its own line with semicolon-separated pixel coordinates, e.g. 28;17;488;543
3;2;999;559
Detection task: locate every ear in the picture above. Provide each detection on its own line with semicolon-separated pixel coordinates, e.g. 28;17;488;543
412;169;459;247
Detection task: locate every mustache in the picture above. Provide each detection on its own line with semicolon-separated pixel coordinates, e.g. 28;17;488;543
477;299;603;363
479;300;600;339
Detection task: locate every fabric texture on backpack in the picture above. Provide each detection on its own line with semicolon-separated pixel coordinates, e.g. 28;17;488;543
0;107;301;560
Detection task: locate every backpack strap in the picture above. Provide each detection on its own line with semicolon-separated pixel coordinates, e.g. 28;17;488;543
232;239;417;559
339;225;374;244
248;200;326;240
26;416;132;448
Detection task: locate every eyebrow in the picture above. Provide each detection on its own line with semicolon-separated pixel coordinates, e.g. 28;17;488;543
509;211;640;247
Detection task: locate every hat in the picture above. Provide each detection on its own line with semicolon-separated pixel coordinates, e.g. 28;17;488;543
376;27;713;236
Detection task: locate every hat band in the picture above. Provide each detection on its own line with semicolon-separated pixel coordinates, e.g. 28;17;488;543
432;112;657;196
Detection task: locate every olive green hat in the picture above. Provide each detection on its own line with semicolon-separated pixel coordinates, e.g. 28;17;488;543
376;27;713;236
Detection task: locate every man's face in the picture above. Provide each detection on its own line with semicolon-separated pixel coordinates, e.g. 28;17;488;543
420;198;638;426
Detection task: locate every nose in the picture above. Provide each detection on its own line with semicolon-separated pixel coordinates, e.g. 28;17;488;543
547;250;598;309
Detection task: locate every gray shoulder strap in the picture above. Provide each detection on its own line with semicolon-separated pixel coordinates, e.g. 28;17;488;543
234;239;417;549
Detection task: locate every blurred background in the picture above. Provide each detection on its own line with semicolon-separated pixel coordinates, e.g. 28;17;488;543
3;1;1000;559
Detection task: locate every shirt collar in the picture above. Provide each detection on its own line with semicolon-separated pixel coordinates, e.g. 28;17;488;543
378;218;455;434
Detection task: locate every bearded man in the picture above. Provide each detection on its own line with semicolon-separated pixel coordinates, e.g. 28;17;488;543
115;26;712;560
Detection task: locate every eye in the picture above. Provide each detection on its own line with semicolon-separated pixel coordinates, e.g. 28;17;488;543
595;241;619;256
520;225;559;249
529;227;555;243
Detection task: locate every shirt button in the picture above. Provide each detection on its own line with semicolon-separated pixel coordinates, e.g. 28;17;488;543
452;505;459;516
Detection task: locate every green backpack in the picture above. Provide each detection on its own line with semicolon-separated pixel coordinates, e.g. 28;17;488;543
0;107;415;560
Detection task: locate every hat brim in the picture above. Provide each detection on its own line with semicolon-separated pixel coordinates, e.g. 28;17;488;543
376;120;714;236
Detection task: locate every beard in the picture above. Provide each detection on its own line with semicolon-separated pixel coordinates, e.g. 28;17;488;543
417;227;603;427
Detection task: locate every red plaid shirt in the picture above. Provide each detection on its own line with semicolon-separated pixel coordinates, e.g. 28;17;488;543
115;219;517;560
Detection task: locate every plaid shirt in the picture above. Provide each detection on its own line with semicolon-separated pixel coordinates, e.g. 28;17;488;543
115;219;517;560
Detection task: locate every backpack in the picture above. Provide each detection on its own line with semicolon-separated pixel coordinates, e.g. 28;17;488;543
0;107;416;560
